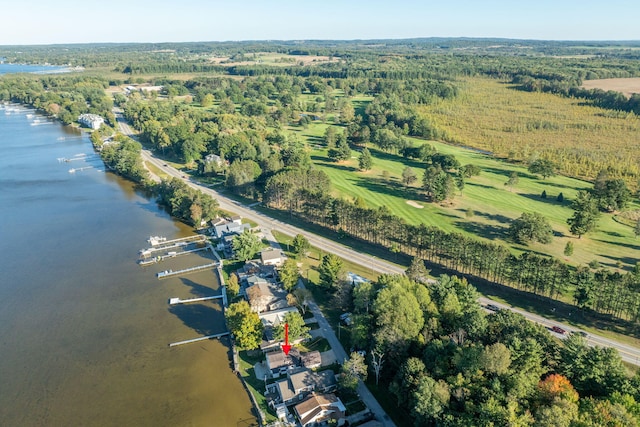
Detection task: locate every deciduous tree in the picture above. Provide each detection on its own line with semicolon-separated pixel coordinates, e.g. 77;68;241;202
226;273;240;298
340;352;368;391
273;311;309;342
509;212;553;244
505;171;519;191
291;234;310;259
232;230;262;261
567;191;600;238
528;158;556;179
402;166;417;186
225;300;263;350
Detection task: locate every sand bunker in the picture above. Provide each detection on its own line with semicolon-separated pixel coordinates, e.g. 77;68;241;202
406;200;424;209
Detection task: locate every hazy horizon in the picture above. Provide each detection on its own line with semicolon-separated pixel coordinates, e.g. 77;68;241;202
2;0;639;46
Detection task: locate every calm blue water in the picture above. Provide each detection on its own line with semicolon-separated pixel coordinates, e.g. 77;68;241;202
0;63;68;75
0;105;254;426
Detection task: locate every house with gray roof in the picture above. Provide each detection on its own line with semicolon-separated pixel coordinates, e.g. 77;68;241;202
294;393;345;427
267;368;337;406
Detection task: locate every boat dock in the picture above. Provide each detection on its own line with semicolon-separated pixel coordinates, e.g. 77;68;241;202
169;332;230;347
147;234;206;248
156;262;218;279
139;235;208;258
168;295;224;305
138;246;210;265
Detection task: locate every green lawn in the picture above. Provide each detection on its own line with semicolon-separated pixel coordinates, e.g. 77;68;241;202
294;120;638;271
238;350;277;424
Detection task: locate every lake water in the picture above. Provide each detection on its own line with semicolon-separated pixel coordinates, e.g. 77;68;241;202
0;105;255;426
0;63;69;74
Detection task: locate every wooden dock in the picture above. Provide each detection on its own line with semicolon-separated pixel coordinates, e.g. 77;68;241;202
168;295;224;305
138;246;209;265
156;262;218;279
169;332;230;347
139;235;207;258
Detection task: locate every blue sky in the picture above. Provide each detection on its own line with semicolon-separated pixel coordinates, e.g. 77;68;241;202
2;0;639;45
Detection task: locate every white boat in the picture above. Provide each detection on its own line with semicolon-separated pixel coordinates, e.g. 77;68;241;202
147;236;167;246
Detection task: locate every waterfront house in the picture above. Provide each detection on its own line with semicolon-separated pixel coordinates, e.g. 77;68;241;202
246;280;279;313
294;393;346;427
212;217;251;238
78;113;104;130
265;347;300;379
268;368;337;405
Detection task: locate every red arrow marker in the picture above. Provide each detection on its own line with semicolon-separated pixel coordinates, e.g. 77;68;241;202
282;322;291;355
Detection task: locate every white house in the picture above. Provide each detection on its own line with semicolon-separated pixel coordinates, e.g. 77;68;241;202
212;217;251;238
78;113;104;130
261;248;285;266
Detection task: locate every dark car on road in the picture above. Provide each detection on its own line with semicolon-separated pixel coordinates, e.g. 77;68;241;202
486;304;500;311
551;326;566;334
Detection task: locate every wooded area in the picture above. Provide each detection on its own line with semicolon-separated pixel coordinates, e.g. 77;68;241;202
2;38;640;426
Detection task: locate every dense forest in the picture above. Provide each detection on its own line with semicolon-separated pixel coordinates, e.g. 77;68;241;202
332;273;640;426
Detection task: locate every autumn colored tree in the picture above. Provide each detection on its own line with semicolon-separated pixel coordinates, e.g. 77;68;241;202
538;374;579;404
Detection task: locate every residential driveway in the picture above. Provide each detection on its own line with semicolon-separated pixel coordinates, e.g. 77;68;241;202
319;350;336;367
261;226;282;251
297;280;396;427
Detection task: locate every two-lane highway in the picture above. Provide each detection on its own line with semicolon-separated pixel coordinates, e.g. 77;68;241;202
115;110;640;368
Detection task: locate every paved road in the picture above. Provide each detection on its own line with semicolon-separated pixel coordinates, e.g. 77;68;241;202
479;297;640;366
115;109;640;369
115;111;396;424
299;279;396;427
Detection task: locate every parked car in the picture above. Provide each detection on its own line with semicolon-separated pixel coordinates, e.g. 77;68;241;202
551;326;566;334
486;304;500;311
340;312;352;326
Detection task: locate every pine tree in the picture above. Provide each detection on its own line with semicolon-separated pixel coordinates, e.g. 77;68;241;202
358;147;372;171
564;241;574;257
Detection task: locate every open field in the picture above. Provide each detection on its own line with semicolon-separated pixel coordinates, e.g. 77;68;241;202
208;52;339;67
581;77;640;97
418;77;640;183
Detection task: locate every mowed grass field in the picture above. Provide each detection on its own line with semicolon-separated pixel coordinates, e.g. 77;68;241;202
289;120;639;271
